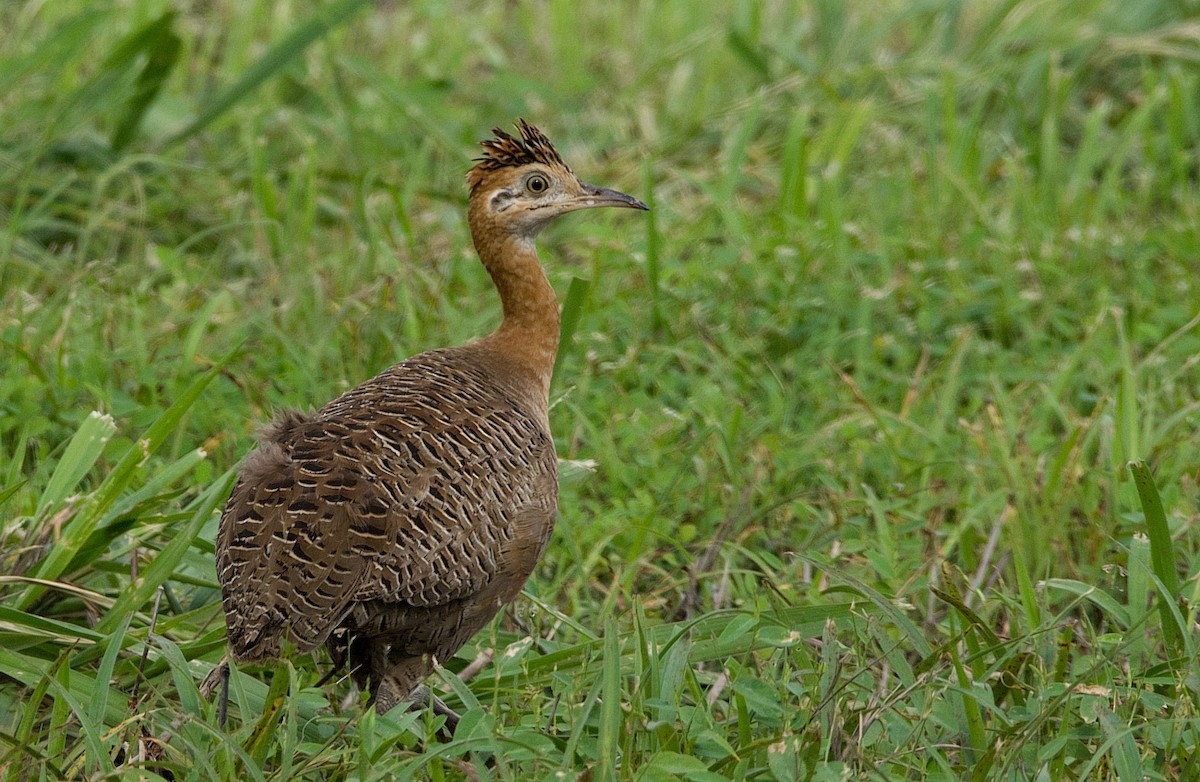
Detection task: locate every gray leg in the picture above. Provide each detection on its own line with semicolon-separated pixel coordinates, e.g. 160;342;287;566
409;684;462;732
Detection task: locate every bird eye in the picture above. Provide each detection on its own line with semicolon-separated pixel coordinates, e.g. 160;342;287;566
526;174;549;194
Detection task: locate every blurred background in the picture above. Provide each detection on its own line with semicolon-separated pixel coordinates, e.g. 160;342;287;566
1;1;1199;778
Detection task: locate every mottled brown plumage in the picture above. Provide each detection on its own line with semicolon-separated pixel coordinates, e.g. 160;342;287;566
215;120;647;718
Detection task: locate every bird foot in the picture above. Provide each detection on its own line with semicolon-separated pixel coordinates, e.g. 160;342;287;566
409;684;462;737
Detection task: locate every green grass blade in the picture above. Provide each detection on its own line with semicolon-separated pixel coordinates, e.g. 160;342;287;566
95;467;236;635
0;647;129;728
5;669;61;780
553;275;591;385
50;9;178;145
44;666;115;777
1008;530;1042;631
47;654;70;763
20;351;235;609
949;642;987;757
489;603;857;692
1103;709;1144;782
642;159;662;334
109;11;182;152
822;579;932;657
35;411;116;517
1126;534;1151;627
247;662;291;766
1127;460;1182;654
0;605;105;646
86;610;132;726
1127;461;1181;596
1115;328;1140;463
161;0;375;147
102;446;208;523
0;479;27;511
1041;579;1130;628
596;616;622;782
1147;572;1195;661
0;9;108;99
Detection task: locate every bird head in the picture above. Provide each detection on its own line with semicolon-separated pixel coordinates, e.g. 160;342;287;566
467;120;648;241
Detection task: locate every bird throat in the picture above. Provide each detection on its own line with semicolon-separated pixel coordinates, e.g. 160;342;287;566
475;233;561;401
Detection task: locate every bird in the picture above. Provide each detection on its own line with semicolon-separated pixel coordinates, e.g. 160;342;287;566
214;120;648;726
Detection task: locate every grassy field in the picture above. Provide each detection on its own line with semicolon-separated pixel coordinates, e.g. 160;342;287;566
2;0;1199;779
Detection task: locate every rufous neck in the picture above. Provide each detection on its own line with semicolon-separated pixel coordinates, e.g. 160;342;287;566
471;225;560;402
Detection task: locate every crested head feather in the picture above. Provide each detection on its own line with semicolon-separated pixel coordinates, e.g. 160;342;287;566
476;119;568;171
467;120;571;194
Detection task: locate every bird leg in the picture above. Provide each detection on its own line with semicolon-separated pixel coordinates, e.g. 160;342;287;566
370;653;462;738
197;658;232;727
408;685;463;733
217;660;231;728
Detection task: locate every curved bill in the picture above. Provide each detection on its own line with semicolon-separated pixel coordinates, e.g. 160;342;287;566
573;183;650;211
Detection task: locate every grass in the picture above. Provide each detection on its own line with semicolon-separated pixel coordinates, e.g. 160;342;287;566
2;0;1199;779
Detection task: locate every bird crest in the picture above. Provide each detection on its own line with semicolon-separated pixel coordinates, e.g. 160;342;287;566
470;120;570;178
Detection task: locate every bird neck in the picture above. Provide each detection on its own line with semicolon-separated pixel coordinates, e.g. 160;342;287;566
472;228;560;403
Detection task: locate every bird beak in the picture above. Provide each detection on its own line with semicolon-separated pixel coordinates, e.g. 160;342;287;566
571;182;650;211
